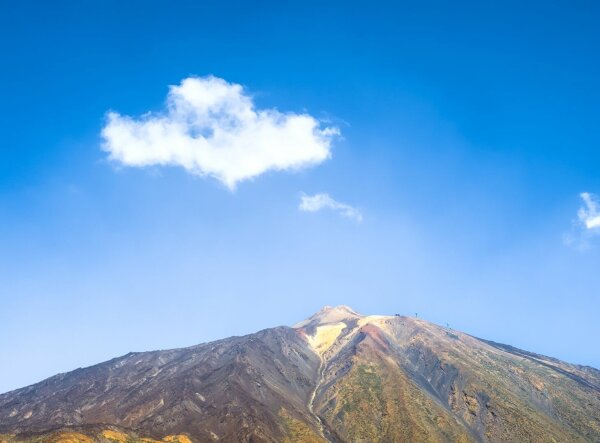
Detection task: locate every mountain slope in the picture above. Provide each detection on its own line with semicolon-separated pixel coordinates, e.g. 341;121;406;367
1;306;600;442
0;327;323;442
306;311;600;442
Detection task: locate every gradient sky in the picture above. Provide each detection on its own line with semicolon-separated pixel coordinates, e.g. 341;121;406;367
1;1;600;394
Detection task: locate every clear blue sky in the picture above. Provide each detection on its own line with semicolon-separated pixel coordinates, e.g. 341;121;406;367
1;1;599;394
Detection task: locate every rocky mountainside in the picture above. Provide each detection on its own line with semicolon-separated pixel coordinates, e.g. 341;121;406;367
1;306;600;442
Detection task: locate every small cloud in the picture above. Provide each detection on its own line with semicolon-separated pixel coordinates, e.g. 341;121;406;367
299;193;363;222
101;76;339;189
564;192;600;250
578;192;600;230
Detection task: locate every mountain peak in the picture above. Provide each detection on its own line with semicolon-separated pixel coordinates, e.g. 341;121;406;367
320;305;360;316
294;305;362;328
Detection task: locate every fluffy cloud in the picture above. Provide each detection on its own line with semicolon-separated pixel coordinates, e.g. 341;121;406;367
299;193;363;222
101;76;339;189
578;192;600;230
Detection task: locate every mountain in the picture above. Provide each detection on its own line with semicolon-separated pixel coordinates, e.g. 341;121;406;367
1;306;600;442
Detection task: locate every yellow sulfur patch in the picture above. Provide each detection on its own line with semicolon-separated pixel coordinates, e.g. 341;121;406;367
162;435;193;443
306;322;346;355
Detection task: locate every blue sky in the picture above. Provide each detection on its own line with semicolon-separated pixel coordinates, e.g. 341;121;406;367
1;0;599;393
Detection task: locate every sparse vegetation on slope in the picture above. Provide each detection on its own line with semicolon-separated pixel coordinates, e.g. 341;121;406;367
0;429;192;443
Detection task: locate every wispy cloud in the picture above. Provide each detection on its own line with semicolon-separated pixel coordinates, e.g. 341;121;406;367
299;193;363;222
578;192;600;230
101;76;339;189
564;192;600;249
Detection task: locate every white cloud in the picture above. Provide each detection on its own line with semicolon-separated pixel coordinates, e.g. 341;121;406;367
101;76;339;189
578;192;600;230
299;193;363;222
564;192;600;250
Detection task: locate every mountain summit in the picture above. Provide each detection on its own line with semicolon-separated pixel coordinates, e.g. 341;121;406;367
1;307;600;442
294;305;361;328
